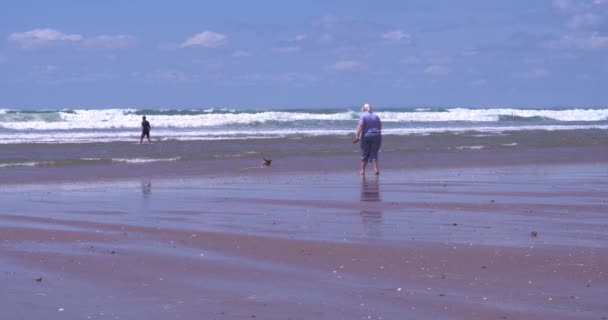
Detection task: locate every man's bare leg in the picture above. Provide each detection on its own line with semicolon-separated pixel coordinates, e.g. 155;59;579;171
372;160;380;175
360;160;367;176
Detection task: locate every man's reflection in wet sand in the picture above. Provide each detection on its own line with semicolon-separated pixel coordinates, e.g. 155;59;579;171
360;175;382;238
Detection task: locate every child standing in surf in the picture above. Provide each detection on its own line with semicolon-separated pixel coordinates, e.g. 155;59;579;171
140;116;151;144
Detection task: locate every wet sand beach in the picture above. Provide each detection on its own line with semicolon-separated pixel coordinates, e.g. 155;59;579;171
1;144;607;319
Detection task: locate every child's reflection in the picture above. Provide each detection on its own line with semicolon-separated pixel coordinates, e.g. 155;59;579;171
141;180;152;196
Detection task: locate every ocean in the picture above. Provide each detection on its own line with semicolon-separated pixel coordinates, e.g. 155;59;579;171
1;107;607;170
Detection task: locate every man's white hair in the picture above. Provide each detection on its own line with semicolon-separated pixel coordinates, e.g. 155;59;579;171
362;103;372;112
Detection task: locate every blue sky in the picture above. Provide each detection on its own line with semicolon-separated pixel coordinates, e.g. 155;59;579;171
0;0;607;109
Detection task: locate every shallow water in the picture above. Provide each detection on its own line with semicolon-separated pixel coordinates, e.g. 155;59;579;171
2;164;606;248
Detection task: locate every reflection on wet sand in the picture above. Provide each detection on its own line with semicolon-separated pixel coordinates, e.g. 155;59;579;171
360;175;382;238
141;180;152;196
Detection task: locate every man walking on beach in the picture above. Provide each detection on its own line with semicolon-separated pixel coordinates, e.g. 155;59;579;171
140;116;151;144
353;103;382;176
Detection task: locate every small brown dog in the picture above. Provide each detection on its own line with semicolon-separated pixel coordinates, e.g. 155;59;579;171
262;158;272;167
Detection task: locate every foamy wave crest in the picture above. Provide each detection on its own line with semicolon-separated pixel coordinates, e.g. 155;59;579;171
0;109;359;130
382;124;608;134
379;108;608;122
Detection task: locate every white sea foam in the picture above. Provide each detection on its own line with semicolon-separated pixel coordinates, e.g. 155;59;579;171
0;158;181;168
0;124;606;144
380;108;608;122
455;145;485;150
0;108;607;131
111;157;180;164
0;161;54;168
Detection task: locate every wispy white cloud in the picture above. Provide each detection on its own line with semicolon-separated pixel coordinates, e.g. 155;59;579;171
0;54;7;64
418;51;455;66
43;65;57;72
400;56;419;64
192;59;223;68
566;13;603;28
271;34;308;54
553;0;607;13
459;49;479;56
27;65;58;79
426;56;454;65
8;28;83;49
324;60;367;72
312;15;339;29
19;65;58;83
235;74;265;81
553;0;572;12
8;28;135;50
235;72;318;84
523;56;546;65
553;0;607;30
136;70;199;83
521;68;551;79
84;35;136;49
332;45;366;57
72;72;114;83
180;31;226;48
232;50;251;58
272;46;301;54
21;65;115;84
470;79;487;87
424;65;449;76
391;80;414;89
288;34;307;42
381;30;411;43
319;34;333;44
545;32;608;49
